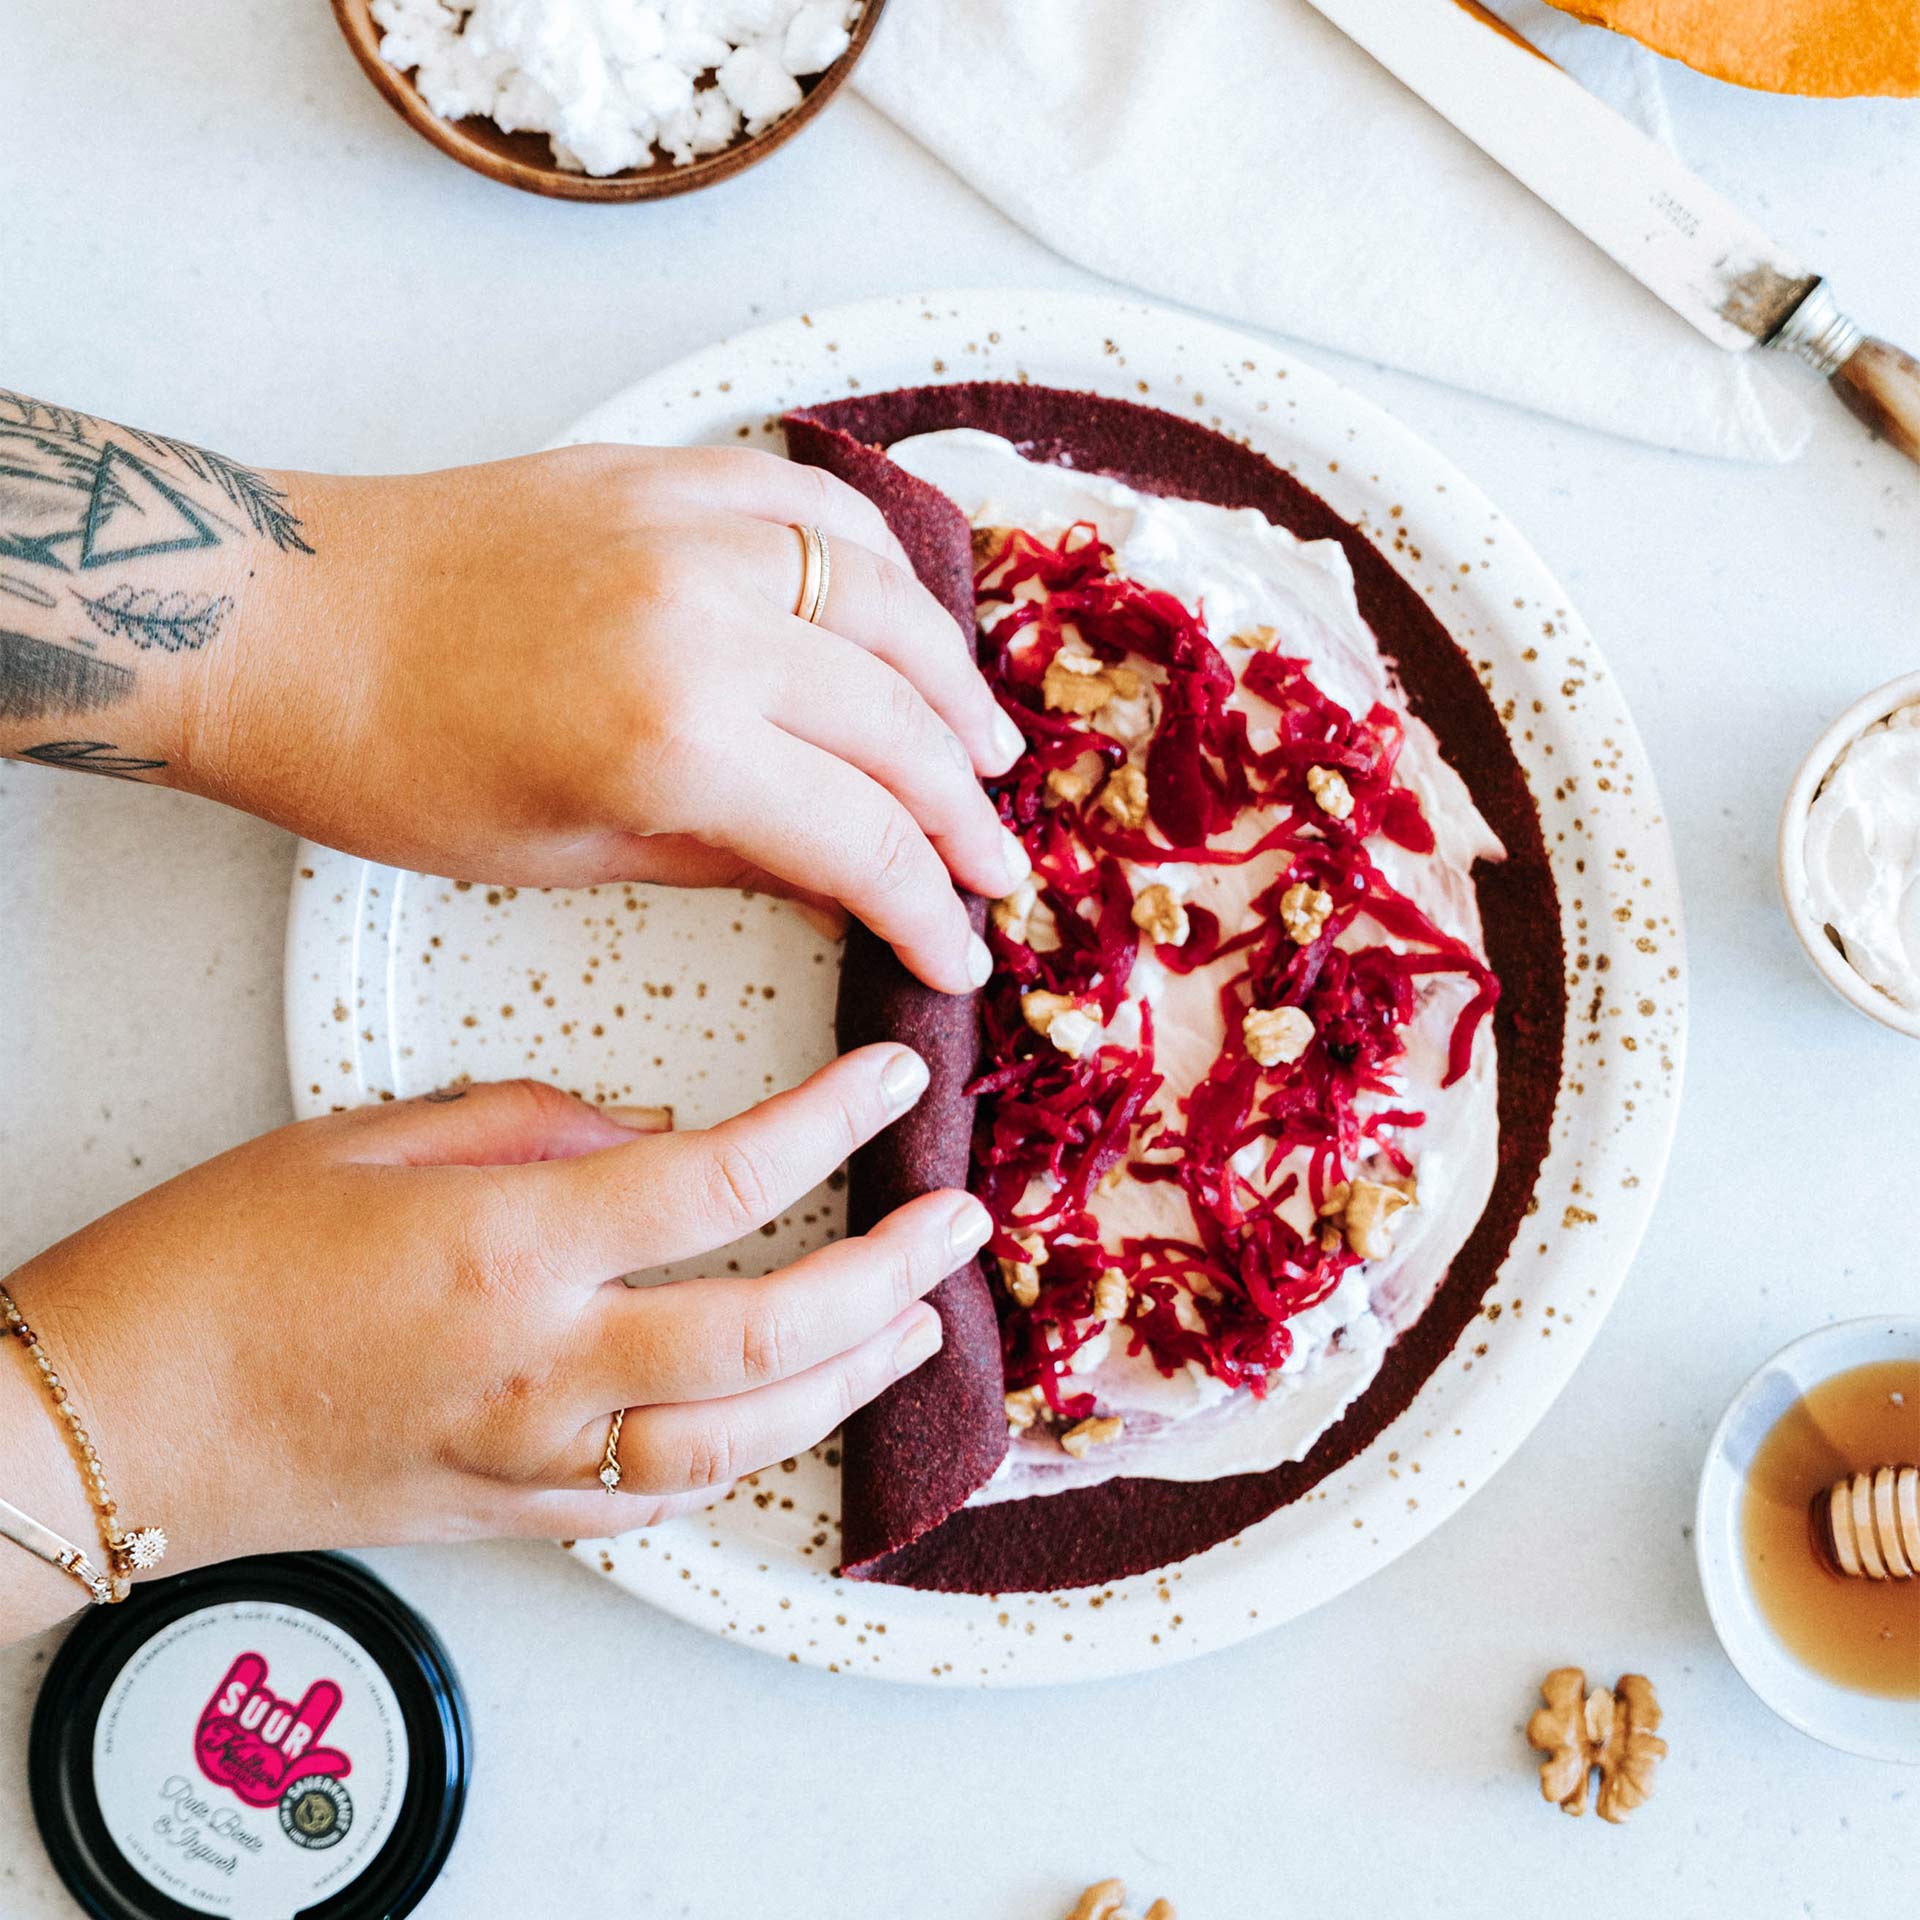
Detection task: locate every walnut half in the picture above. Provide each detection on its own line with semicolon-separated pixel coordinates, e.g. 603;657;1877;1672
1278;880;1333;945
1242;1004;1314;1067
1062;1882;1176;1920
1059;1414;1124;1458
1098;762;1149;828
1527;1669;1666;1823
1130;883;1189;948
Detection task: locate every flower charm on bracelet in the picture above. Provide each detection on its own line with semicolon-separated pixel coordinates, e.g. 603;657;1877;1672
116;1526;168;1573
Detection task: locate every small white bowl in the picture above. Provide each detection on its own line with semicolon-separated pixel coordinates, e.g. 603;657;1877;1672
1777;669;1920;1040
1695;1317;1920;1765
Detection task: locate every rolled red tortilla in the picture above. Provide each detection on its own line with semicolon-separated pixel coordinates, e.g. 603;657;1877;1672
785;411;1009;1572
784;384;1563;1593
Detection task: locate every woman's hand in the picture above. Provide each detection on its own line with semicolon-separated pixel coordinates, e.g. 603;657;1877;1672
217;446;1028;992
0;386;1026;992
0;1045;987;1636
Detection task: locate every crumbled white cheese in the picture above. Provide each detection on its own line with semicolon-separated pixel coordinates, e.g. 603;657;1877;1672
369;0;860;176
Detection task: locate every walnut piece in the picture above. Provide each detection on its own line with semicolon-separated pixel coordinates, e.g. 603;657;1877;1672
1242;1004;1314;1067
1306;763;1355;821
1004;1386;1044;1431
1042;643;1118;716
1342;1178;1415;1260
1046;753;1103;805
992;874;1039;940
1022;990;1103;1059
1130;883;1190;948
1527;1669;1666;1823
999;1258;1041;1308
993;874;1059;953
1233;625;1279;650
1279;881;1334;945
1059;1415;1124;1458
1099;763;1149;828
972;523;1015;570
1063;1881;1175;1920
1092;1267;1129;1322
998;1231;1048;1308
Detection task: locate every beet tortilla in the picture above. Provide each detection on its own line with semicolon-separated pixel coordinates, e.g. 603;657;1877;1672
784;384;1564;1593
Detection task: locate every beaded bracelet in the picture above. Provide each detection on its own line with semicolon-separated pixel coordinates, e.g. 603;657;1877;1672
0;1280;166;1603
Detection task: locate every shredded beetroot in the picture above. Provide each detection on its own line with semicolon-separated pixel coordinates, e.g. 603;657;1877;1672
970;526;1499;1413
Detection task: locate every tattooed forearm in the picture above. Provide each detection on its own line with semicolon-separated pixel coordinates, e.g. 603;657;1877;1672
0;382;312;773
16;740;167;780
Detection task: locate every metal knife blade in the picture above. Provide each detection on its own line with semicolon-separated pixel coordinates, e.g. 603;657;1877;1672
1302;0;1920;463
1302;0;1821;350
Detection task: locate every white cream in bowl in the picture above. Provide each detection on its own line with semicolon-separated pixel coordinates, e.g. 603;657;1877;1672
1800;704;1920;1010
1780;672;1920;1040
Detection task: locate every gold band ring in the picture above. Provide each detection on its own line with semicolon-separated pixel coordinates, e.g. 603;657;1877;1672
791;522;831;625
598;1408;625;1493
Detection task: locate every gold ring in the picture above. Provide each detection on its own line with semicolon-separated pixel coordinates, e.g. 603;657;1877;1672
598;1408;625;1493
791;522;831;625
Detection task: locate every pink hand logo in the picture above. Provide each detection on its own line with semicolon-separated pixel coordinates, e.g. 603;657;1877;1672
195;1652;353;1808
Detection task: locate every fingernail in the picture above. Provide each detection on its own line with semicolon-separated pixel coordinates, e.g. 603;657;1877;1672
948;1196;994;1261
893;1305;943;1373
879;1048;930;1114
990;708;1026;769
603;1104;675;1133
965;932;993;988
998;826;1031;888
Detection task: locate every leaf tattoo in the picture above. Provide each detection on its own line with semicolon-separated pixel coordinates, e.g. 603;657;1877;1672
0;388;93;441
73;584;233;652
17;739;167;779
125;427;314;555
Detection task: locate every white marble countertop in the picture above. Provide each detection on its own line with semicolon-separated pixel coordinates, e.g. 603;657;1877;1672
2;5;1916;1916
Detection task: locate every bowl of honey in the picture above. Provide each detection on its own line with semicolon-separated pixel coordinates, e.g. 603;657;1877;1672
1696;1318;1920;1762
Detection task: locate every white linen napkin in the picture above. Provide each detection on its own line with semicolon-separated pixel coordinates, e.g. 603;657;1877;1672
852;0;1812;461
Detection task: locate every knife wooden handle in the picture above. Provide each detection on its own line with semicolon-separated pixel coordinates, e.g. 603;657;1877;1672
1831;336;1920;466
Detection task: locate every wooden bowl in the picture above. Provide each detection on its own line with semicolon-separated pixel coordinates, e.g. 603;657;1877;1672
330;0;887;201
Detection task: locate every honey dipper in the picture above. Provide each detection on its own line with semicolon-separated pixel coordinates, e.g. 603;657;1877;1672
1815;1467;1920;1580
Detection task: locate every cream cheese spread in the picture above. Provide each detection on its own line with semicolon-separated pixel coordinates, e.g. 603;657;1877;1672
1802;702;1920;1012
886;431;1505;1498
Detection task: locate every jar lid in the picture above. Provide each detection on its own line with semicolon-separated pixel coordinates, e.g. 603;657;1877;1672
29;1552;471;1920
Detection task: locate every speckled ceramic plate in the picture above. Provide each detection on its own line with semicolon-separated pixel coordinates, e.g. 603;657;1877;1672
285;291;1686;1686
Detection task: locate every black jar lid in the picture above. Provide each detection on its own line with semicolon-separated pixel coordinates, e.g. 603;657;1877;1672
29;1552;471;1920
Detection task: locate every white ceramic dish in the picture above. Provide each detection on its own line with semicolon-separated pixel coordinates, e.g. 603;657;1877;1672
1777;669;1920;1041
1695;1318;1920;1765
286;291;1687;1685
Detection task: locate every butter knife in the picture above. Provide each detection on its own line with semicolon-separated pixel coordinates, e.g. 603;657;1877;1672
1302;0;1920;464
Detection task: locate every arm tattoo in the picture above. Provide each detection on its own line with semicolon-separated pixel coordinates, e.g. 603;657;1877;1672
0;628;134;721
16;739;168;780
0;383;313;766
73;585;234;652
